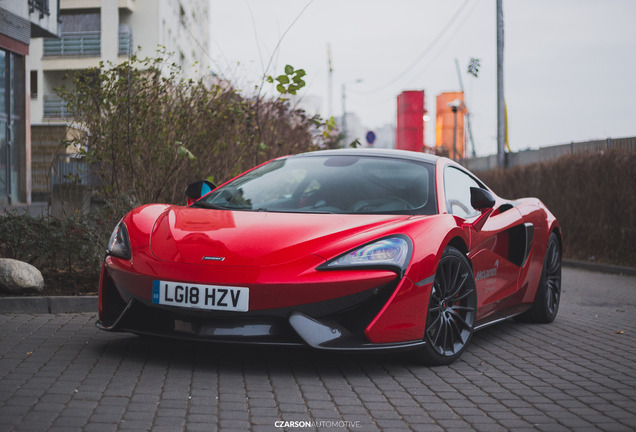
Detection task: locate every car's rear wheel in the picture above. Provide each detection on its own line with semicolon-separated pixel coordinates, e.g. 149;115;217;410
411;246;477;365
516;232;561;323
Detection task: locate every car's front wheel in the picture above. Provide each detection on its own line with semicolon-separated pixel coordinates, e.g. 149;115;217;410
411;246;477;366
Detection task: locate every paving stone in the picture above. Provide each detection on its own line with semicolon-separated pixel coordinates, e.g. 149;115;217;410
0;269;635;431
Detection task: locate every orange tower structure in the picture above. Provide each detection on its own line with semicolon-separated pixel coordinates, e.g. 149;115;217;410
435;92;465;160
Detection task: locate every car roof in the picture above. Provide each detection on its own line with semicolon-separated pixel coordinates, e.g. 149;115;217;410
293;148;440;164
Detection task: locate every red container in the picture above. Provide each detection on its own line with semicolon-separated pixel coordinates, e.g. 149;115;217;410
396;90;426;152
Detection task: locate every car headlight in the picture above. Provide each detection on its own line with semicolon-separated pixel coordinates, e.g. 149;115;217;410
320;236;412;276
107;221;131;260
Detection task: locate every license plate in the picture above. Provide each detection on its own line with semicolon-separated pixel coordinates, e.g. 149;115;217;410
152;280;249;312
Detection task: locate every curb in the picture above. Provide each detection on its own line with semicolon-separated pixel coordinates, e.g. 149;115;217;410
0;296;97;315
562;259;636;277
0;261;634;315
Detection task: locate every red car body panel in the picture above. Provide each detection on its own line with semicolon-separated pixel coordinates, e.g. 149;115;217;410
97;149;561;354
149;207;412;266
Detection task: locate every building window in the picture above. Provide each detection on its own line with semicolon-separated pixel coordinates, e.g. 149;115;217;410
60;13;101;32
30;70;37;99
29;0;50;17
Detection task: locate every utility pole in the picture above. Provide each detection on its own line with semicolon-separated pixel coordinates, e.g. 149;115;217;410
341;83;347;143
448;99;462;161
496;0;506;168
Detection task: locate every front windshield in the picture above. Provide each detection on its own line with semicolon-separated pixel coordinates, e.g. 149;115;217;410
199;154;437;215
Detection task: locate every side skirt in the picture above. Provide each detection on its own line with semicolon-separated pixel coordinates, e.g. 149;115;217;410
474;304;531;331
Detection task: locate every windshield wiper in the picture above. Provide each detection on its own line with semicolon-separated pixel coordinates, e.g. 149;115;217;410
292;209;335;214
255;208;336;214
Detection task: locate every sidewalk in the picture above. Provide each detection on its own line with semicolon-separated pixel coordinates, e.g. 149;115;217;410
0;267;634;432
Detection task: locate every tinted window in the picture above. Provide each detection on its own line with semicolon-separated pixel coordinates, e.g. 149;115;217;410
201;155;437;215
444;166;483;218
60;13;101;32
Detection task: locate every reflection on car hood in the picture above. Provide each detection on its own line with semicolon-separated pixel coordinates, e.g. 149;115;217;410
150;206;411;266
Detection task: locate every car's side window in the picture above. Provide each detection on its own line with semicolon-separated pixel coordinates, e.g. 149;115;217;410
444;166;483;218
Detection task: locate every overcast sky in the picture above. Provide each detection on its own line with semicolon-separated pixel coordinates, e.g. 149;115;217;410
209;0;636;156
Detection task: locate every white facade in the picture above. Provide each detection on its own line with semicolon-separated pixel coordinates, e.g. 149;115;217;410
335;114;395;149
29;0;210;125
338;112;366;148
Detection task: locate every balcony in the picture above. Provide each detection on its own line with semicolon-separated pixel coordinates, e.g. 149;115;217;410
44;31;100;57
43;95;72;119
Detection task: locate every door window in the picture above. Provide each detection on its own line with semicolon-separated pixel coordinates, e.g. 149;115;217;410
0;49;23;204
444;166;483;218
0;50;7;202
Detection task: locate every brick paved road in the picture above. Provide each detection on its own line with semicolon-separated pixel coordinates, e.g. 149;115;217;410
1;267;635;432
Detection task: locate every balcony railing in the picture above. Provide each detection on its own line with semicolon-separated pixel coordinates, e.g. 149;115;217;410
43;95;72;119
43;31;101;57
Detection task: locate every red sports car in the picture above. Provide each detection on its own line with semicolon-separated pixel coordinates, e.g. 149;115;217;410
97;149;562;365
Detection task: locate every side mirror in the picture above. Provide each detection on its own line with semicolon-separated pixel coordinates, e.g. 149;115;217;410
470;187;495;212
185;179;216;205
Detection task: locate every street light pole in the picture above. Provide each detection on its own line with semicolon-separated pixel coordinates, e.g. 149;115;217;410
327;43;333;118
448;99;462;161
452;106;458;161
496;0;506;168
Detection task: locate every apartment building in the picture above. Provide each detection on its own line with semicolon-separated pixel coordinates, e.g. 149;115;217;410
1;0;60;206
27;0;210;202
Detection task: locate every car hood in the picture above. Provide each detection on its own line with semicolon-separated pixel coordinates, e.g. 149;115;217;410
149;206;412;266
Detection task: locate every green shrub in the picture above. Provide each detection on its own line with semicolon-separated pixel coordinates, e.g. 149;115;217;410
478;149;636;267
56;53;330;205
0;196;137;295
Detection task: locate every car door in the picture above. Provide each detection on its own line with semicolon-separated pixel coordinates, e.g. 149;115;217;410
443;166;523;321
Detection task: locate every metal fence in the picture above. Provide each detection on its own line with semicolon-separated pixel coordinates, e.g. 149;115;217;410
49;154;92;216
51;154;88;187
463;136;636;172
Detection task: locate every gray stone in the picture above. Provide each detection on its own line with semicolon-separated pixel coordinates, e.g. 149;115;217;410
0;259;45;294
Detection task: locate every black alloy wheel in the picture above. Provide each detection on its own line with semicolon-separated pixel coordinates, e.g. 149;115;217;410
412;246;477;365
